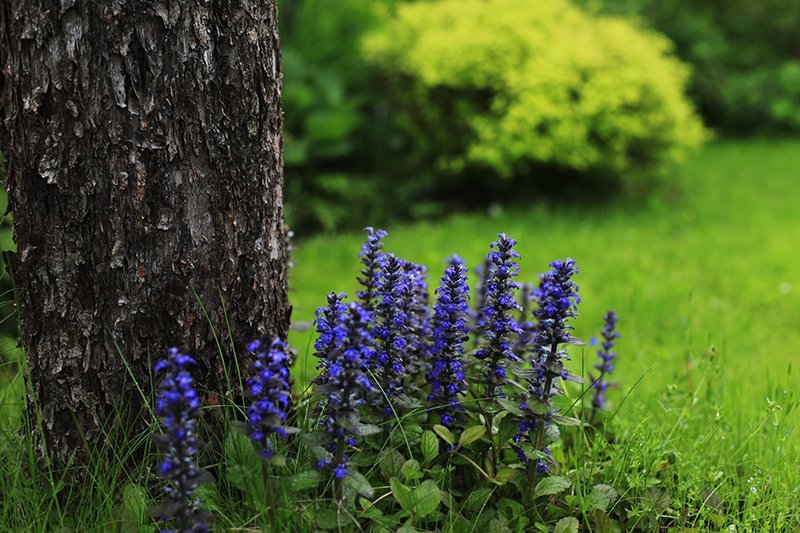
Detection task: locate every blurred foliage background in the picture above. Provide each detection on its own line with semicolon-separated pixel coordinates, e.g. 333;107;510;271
279;0;800;233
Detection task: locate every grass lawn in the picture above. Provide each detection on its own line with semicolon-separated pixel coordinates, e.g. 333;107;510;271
288;138;800;526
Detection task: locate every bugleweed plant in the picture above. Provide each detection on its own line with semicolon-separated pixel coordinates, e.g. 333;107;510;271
145;228;640;531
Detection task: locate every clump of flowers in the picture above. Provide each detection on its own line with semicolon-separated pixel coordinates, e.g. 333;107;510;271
313;293;349;381
373;253;413;410
153;348;210;533
245;338;293;459
516;259;582;476
474;234;522;398
426;255;470;427
357;227;388;311
404;261;432;376
312;300;377;484
591;310;620;411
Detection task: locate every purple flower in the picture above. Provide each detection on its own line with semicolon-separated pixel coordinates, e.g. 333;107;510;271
153;348;210;533
245;338;292;458
357;227;388;311
475;234;522;398
404;262;432;376
312;300;377;478
427;256;470;426
373;253;413;408
591;310;620;411
528;258;580;404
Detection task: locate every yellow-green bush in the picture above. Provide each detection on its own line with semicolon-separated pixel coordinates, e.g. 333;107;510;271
366;0;707;184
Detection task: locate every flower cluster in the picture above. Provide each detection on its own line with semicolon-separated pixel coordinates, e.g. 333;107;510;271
314;293;348;381
591;310;620;411
373;253;413;408
245;338;292;458
312;300;377;478
514;259;581;474
153;348;210;533
530;258;581;404
471;255;493;347
475;234;522;398
427;256;470;427
357;227;388;311
404;261;432;376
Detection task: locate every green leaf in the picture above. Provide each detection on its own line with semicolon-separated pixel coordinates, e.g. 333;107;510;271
497;397;524;416
543;424;561;447
315;508;340;530
488;515;512;533
590;484;618;511
524;400;552;416
288;470;321;492
267;453;286;467
300;430;332;447
494;467;519;484
379;449;405;478
464;487;494;512
345;470;374;498
459;425;486;447
355;423;382;436
401;459;423;482
411;479;441;517
226;464;261;498
534;476;571;498
551;414;582;427
433;424;454;446
225;430;258;470
554;516;579;533
421;430;439;465
390;477;415;512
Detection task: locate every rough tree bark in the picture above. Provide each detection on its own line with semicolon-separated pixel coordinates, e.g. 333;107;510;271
0;1;289;470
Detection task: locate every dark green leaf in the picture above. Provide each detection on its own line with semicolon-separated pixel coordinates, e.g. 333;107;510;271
315;508;340;530
300;430;332;447
590;484;618;511
379;449;405;478
464;487;494;512
534;476;571;498
288;470;321;492
554;516;579;533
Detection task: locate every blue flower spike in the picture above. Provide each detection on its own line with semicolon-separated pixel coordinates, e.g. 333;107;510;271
153;348;211;533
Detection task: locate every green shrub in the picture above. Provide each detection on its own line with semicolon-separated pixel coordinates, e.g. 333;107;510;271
280;0;423;233
584;0;800;133
366;0;707;186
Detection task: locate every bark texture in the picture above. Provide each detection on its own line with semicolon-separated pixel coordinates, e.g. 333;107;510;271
0;1;288;469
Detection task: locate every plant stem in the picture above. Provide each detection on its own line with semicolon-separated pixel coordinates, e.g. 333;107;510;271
334;435;345;501
526;368;553;506
262;461;277;531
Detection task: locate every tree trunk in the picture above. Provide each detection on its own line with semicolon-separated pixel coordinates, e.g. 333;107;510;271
0;1;288;470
